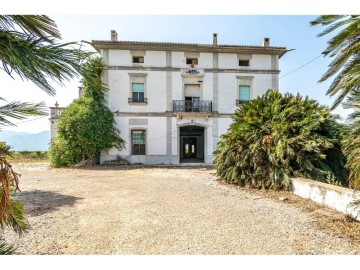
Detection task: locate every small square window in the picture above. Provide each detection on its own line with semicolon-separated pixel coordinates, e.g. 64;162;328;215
239;60;250;66
133;56;144;63
186;58;198;65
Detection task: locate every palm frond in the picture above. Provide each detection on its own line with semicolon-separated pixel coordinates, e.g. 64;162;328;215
0;241;16;255
310;15;360;108
0;98;47;127
0;15;60;42
0;30;92;96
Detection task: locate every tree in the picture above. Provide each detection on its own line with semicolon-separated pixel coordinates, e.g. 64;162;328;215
342;90;360;189
49;57;125;167
0;15;89;254
214;90;348;190
310;15;360;109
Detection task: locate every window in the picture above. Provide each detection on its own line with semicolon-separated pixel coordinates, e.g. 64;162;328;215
132;83;145;102
131;130;146;155
238;85;250;104
239;59;250;66
186;58;198;65
132;56;144;63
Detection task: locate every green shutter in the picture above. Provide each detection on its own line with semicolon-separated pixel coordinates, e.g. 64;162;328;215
239;86;250;101
132;131;145;144
132;83;144;93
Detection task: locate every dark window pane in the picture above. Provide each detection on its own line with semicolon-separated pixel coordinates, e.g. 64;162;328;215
186;58;198;65
239;60;250;66
133;56;144;63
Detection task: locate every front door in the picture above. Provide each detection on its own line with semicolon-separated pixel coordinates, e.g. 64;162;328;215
183;137;197;158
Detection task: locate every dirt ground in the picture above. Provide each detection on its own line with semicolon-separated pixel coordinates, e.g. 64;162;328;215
4;162;360;254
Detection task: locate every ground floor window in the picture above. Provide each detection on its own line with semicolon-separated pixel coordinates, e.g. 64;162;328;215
131;130;146;155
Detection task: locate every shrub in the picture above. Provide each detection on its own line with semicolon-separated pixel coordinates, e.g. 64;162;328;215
49;57;125;167
214;89;348;190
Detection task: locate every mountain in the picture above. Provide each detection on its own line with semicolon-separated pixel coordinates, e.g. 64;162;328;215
0;130;51;151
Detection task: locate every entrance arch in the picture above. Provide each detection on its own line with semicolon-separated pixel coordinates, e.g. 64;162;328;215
179;125;205;163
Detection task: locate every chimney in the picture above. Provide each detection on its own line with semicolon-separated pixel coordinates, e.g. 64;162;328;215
111;30;118;41
213;33;218;45
78;86;84;97
262;37;270;47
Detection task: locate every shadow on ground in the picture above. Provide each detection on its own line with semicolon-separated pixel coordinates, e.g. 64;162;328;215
13;190;83;216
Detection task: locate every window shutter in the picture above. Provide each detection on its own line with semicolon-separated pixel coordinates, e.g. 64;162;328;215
132;131;145;144
184;84;200;97
239;86;250;101
132;83;144;93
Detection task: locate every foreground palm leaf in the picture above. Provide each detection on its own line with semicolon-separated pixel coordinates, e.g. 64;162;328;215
0;15;91;96
0;241;16;255
0;15;60;42
342;90;360;189
310;15;360;109
0;98;47;127
214;90;348;190
0;15;91;254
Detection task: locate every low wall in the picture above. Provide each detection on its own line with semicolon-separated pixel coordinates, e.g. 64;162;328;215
291;177;360;221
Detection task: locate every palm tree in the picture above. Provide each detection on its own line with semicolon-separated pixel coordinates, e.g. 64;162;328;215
310;15;360;109
214;90;348;190
342;90;360;189
0;15;90;254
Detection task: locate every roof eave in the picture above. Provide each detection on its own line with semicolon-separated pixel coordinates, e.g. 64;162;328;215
91;40;287;56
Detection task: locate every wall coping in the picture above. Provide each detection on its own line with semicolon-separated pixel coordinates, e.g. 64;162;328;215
291;177;360;221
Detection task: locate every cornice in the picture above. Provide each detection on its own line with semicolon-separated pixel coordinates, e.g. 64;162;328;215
91;40;288;57
105;66;280;74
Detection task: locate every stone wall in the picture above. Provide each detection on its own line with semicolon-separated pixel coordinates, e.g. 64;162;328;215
291;177;360;221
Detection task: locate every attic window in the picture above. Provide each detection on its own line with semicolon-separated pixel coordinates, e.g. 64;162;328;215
133;56;144;63
239;60;250;66
186;58;198;65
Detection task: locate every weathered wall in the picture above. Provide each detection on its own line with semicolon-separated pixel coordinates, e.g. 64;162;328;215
291;177;360;221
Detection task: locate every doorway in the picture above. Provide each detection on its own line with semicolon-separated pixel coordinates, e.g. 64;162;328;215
180;126;204;163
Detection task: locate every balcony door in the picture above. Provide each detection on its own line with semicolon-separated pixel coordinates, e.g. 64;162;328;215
184;84;200;112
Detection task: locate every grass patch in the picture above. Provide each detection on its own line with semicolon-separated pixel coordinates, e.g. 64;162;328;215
7;151;49;163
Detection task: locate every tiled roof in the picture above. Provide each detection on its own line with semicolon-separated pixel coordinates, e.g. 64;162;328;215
91;40;286;50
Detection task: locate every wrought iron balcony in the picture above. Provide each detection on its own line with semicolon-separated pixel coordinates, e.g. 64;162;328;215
128;98;148;103
173;100;212;113
236;99;249;106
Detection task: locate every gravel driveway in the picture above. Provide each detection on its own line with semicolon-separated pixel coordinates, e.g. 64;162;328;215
4;163;360;254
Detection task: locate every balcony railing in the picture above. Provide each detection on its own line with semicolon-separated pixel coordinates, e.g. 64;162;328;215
173;100;212;113
128;98;148;103
49;103;65;119
236;99;249;106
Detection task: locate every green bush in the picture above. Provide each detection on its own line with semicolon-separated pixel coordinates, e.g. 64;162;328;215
49;57;125;167
214;89;348;190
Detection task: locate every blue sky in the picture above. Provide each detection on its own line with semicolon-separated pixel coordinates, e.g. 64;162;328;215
0;14;352;133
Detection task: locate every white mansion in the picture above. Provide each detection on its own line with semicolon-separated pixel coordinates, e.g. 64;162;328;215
50;31;288;165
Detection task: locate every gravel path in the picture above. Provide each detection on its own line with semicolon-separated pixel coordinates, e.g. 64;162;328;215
4;163;360;254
